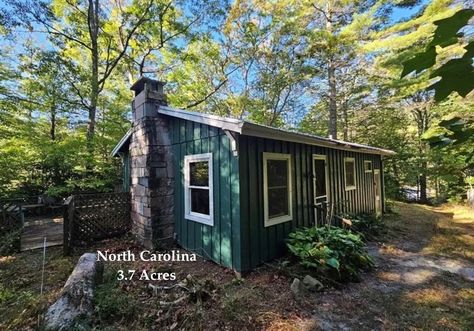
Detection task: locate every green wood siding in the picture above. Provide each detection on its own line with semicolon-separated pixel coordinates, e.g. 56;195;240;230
122;152;131;192
170;118;241;271
165;116;383;272
238;135;383;271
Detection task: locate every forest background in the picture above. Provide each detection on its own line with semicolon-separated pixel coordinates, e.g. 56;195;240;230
0;0;472;203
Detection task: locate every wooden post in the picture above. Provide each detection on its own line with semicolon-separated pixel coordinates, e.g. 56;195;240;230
19;200;24;227
63;196;74;256
1;200;4;226
63;198;69;256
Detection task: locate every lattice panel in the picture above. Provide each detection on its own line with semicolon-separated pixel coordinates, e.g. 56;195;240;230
70;192;131;243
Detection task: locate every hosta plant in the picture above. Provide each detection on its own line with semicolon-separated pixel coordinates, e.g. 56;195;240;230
287;226;374;282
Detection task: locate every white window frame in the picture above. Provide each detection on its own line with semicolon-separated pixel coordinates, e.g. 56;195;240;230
312;154;329;203
364;160;373;173
184;153;213;226
344;157;357;191
263;152;293;227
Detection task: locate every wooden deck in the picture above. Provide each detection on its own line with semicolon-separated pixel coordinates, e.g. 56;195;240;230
21;216;63;251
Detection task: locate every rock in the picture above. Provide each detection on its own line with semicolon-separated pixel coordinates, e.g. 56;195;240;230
303;275;324;292
316;319;351;331
291;278;305;299
459;267;474;282
44;253;103;331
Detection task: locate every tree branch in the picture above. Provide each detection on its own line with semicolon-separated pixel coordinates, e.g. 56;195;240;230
98;0;154;87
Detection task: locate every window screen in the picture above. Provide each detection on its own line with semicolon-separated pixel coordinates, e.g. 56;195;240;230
364;160;372;172
267;159;289;218
189;161;209;215
190;188;209;215
184;153;213;225
344;158;356;189
314;158;327;198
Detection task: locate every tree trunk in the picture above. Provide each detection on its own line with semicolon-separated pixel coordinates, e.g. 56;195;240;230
418;141;428;203
342;101;348;140
391;162;402;198
44;253;103;330
419;162;427;202
326;4;337;139
328;62;337;139
411;101;431;204
416;177;420;200
50;106;56;141
468;186;474;207
87;0;100;172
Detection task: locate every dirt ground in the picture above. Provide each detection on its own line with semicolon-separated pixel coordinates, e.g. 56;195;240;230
1;202;473;330
305;203;474;331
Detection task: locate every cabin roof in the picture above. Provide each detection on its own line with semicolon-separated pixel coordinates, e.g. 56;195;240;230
111;128;133;156
112;105;396;157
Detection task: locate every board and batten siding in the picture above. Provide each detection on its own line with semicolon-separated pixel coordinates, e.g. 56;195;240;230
170;118;242;271
238;135;383;271
122;152;131;192
167;117;383;272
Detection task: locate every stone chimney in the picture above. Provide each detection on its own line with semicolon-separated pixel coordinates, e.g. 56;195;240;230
129;77;174;249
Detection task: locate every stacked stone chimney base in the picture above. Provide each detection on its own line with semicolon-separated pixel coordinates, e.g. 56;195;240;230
129;78;174;249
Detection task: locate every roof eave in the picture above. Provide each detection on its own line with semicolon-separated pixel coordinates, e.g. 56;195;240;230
158;106;244;133
111;128;133;157
241;122;395;156
111;106;396;157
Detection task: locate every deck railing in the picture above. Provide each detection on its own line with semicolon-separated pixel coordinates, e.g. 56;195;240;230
314;200;351;227
0;199;24;234
0;199;24;252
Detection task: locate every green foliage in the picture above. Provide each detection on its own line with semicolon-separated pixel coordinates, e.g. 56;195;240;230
466;176;474;186
346;213;386;240
424;116;470;146
423;113;474;166
287;226;374;281
0;0;471;204
429;41;474;101
0;228;21;255
402;8;474;101
0;0;227;198
0;284;15;305
95;273;138;324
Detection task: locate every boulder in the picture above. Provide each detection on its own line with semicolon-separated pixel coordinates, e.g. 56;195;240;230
44;253;103;330
290;278;305;299
303;275;324;292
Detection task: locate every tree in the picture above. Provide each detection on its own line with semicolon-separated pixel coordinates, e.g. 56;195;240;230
6;0;155;170
120;0;227;82
363;0;471;201
402;8;474;102
295;0;387;139
216;0;310;126
401;6;474;183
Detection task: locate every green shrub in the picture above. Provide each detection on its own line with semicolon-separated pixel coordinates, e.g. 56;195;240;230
287;226;374;281
94;277;137;324
385;199;397;214
0;284;15;304
348;213;386;240
0;228;22;255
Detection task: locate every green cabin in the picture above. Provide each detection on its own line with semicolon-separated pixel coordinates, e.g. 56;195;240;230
112;77;395;273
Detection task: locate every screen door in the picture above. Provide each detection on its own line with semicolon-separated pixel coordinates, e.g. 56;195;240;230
313;155;329;225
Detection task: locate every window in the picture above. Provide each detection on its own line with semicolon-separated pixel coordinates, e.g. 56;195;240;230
344;157;356;191
184;153;213;225
263;153;292;227
364;160;373;173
